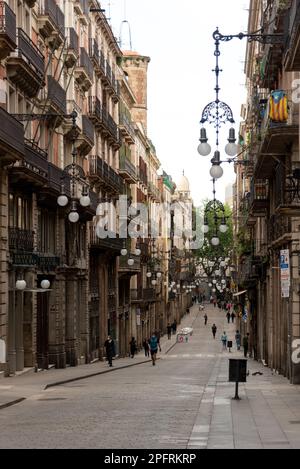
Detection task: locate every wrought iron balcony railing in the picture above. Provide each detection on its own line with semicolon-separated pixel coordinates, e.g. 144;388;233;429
0;1;16;58
16;28;45;77
0;106;24;160
9;227;34;252
130;288;156;302
47;75;67;115
65;26;78;52
79;47;93;81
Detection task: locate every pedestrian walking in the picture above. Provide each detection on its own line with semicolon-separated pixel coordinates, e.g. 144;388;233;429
231;312;236;323
155;330;162;352
226;312;231;323
129;337;137;358
199;304;204;312
221;331;228;350
243;333;250;358
104;335;115;367
212;324;217;339
235;330;241;351
204;313;208;325
143;338;150;357
149;333;159;366
167;323;172;340
172;319;177;334
213;299;217;308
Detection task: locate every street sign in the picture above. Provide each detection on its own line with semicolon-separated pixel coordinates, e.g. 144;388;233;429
280;249;290;298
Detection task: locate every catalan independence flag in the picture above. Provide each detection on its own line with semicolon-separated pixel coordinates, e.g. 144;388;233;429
269;90;288;122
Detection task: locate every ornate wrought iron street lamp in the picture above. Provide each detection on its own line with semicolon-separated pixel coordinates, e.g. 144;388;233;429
197;27;284;177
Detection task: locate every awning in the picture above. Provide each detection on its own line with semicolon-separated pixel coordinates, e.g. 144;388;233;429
233;290;247;297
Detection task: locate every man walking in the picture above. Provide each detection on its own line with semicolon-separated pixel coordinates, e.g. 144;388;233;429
149;333;159;366
243;333;250;358
204;313;208;325
235;330;241;351
167;323;172;340
104;335;115;367
226;311;231;323
221;331;228;351
129;337;137;358
212;324;217;339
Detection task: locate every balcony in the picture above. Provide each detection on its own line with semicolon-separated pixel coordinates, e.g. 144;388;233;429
0;1;16;60
106;112;120;149
148;181;161;202
74;47;93;91
38;0;65;49
9;140;48;187
64;27;78;68
119;147;137;184
6;28;45;97
89;226;123;253
0;107;24;165
254;90;299;178
239;257;260;288
130;288;156;303
268;213;291;245
89;38;100;70
37;254;60;271
76;115;94;156
259;2;288;88
249;180;269;216
137;166;148;186
274;162;300;216
89;155;125;194
9;227;34;252
284;0;300;71
88;96;102;127
44;75;67;126
119;111;135;144
74;0;89;25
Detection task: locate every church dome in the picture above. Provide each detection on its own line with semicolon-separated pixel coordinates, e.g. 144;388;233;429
177;174;190;193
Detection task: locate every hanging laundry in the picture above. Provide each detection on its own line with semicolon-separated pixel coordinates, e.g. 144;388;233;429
269;90;289;122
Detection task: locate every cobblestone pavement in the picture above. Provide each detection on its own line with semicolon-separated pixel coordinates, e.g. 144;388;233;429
1;304;300;448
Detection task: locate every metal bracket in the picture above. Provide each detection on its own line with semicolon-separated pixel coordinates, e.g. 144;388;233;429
213;29;284;45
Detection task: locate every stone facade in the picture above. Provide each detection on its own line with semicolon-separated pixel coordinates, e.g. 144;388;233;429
234;0;300;383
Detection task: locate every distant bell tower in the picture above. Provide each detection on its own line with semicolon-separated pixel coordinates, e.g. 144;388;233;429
119;1;150;134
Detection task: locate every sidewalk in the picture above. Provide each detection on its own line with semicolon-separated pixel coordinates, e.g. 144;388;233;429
0;307;196;408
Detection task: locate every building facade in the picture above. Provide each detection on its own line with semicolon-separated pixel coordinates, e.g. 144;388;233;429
0;1;190;375
234;0;300;383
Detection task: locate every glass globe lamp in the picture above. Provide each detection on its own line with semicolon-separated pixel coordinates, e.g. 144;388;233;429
127;258;134;266
197;128;211;156
16;280;26;290
210;164;223;179
41;279;50;289
211;236;220;246
79;195;91;207
57;194;68;207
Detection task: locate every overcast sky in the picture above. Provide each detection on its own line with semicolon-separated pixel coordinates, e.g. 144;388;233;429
104;0;250;205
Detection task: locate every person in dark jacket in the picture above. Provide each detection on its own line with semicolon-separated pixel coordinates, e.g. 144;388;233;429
243;333;250;358
129;337;137;358
104;335;115;367
212;324;217;339
143;338;150;357
167;323;172;340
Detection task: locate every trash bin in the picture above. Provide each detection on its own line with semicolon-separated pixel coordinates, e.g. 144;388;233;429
229;359;247;400
229;359;247;383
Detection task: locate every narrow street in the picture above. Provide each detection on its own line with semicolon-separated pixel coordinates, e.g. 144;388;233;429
1;304;300;449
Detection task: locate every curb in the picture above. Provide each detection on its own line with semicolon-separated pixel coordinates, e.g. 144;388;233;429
44;358;159;390
0;397;26;410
